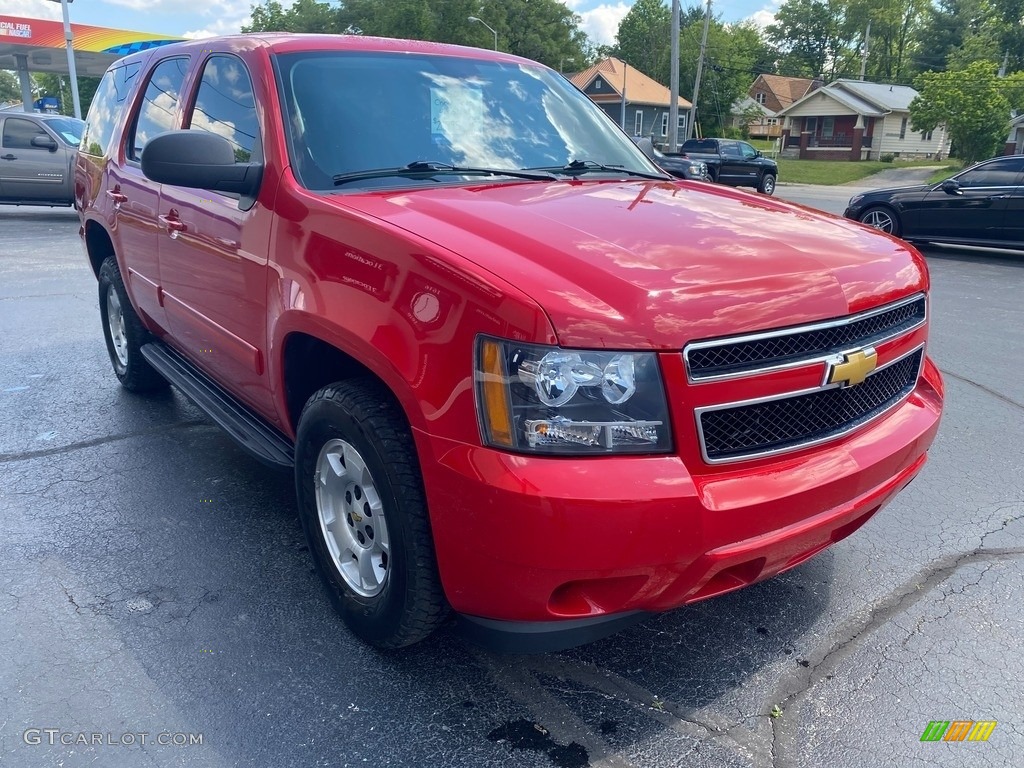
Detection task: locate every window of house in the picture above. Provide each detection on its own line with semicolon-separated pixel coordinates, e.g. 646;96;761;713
822;117;835;138
678;114;686;135
594;79;602;90
899;117;908;139
924;129;933;141
634;110;643;135
805;117;817;134
766;118;779;126
660;113;668;137
755;92;766;105
187;55;259;164
128;57;189;161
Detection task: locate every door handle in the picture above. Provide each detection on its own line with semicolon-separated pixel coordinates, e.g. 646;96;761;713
158;214;187;234
1;154;15;161
106;190;128;203
987;194;1011;200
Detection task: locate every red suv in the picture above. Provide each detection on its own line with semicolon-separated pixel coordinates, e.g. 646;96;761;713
76;35;943;651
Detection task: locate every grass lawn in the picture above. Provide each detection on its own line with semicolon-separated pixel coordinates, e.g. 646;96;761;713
777;158;955;185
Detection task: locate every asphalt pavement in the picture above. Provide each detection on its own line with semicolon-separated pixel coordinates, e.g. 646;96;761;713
1;193;1022;768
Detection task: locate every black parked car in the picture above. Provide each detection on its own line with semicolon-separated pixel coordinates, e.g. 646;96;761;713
675;138;778;194
845;155;1024;249
631;137;709;181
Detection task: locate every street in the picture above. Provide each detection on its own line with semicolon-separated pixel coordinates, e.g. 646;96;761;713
1;196;1022;768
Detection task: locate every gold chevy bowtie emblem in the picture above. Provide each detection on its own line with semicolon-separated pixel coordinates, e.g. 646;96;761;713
826;348;878;387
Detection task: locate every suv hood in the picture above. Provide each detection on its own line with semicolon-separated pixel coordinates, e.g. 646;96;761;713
337;180;927;349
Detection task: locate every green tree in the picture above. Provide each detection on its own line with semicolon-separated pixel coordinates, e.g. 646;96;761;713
910;61;1010;162
245;0;591;70
1;70;22;104
681;17;775;136
30;72;100;116
767;0;856;79
617;0;672;85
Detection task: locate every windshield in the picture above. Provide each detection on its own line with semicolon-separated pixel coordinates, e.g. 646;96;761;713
43;117;85;146
275;51;663;190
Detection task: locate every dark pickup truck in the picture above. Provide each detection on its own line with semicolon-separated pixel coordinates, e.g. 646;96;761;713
672;138;778;195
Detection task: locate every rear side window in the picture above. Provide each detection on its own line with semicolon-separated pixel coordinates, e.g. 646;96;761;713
956;158;1024;188
1;117;48;150
681;139;718;153
129;57;189;161
187;55;259;162
80;63;140;157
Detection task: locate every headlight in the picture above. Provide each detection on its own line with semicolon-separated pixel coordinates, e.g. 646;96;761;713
475;337;673;455
849;194;864;207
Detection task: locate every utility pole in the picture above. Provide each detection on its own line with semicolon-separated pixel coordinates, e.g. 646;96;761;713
668;0;680;149
998;51;1008;77
687;0;711;141
859;20;871;81
621;61;627;131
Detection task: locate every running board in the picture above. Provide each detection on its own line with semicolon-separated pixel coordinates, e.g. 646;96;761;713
141;342;294;469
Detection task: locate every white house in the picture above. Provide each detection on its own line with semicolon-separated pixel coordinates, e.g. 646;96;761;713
777;79;951;161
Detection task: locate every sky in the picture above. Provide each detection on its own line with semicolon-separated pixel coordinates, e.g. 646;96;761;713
5;0;779;46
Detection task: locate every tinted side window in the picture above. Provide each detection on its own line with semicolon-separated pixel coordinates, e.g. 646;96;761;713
188;56;259;163
740;143;757;159
721;143;742;158
957;158;1024;188
80;63;140;157
129;57;189;161
2;118;48;150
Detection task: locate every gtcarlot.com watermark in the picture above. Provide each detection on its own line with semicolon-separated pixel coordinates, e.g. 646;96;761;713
23;729;203;747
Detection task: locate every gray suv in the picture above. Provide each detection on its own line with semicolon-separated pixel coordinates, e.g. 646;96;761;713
0;112;84;207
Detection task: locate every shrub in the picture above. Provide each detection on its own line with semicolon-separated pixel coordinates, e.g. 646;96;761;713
880;153;895;163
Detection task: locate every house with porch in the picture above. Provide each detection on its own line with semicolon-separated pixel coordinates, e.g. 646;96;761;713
570;58;692;151
735;74;815;139
777;79;950;161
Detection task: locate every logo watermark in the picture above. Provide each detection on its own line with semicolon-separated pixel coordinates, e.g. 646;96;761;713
23;729;203;747
920;721;997;742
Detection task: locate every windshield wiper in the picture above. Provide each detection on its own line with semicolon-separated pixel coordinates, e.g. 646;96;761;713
333;161;558;186
528;159;670;180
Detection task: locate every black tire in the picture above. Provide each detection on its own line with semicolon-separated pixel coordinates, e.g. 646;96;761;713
295;379;448;648
758;173;776;195
858;205;902;236
706;167;718;183
97;257;168;393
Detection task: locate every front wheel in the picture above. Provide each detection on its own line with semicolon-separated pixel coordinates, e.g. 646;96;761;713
295;380;448;648
859;206;901;236
758;173;776;195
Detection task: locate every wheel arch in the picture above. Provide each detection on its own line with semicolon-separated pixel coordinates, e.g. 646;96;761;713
278;329;419;441
84;219;116;279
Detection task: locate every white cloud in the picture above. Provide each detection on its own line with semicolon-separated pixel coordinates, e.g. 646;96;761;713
747;2;779;29
4;0;61;21
579;2;631;47
180;0;252;38
184;15;249;39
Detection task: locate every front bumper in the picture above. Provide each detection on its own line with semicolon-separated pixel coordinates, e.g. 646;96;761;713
415;355;943;647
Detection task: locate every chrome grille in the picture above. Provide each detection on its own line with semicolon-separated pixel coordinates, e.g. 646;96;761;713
698;348;923;463
686;295;926;380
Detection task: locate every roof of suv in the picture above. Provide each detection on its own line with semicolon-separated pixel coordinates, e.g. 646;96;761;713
121;33;527;65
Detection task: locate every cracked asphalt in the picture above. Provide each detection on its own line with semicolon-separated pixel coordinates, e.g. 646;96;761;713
1;199;1022;768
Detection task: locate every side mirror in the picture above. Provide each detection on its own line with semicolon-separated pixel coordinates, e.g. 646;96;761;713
940;178;962;196
141;130;262;197
634;137;656;160
31;134;58;151
754;150;762;157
